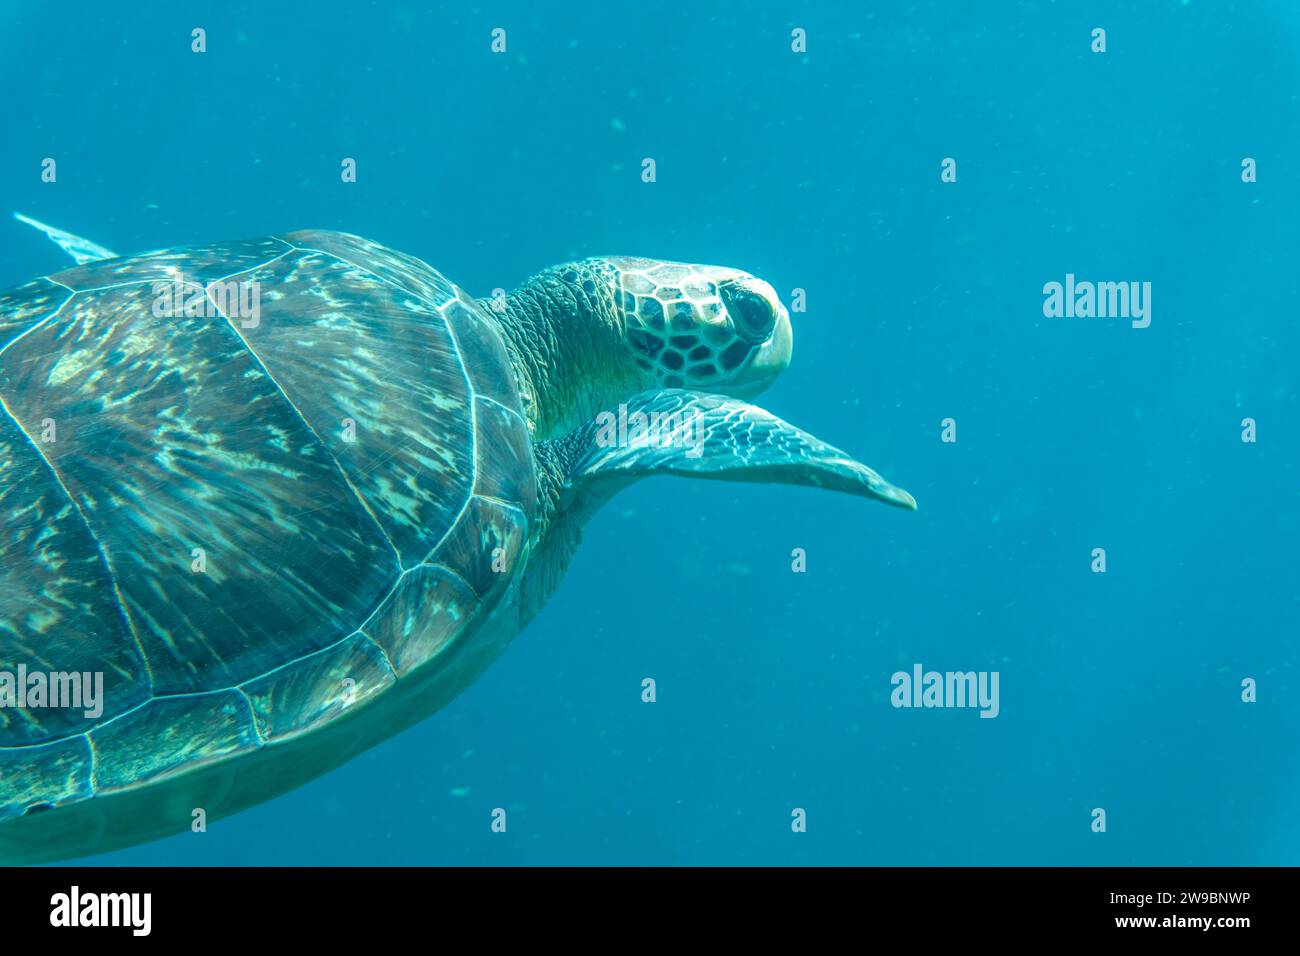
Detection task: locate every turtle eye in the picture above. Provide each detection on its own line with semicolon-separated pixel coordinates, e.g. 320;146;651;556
719;281;777;344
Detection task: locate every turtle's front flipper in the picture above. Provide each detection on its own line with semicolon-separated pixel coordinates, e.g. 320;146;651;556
558;388;917;513
13;212;117;264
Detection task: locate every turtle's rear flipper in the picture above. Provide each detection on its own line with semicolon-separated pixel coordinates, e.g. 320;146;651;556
560;388;917;512
13;212;117;265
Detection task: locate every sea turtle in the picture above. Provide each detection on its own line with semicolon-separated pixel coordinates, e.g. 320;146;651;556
0;217;915;864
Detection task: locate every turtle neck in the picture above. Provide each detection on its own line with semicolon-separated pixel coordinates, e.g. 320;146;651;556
495;260;646;441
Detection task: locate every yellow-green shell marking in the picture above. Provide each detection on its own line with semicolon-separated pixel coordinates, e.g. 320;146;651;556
0;231;535;858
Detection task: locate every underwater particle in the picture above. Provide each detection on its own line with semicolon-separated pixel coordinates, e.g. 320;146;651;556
449;787;471;798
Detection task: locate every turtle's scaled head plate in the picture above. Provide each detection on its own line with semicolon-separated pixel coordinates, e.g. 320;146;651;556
604;257;793;401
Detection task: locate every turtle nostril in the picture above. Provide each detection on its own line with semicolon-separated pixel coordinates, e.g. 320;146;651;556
720;281;777;344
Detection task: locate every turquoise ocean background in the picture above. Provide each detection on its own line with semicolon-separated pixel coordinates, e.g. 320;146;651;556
1;0;1296;865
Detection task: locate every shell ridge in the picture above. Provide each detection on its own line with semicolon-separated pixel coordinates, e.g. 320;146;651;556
272;240;483;571
0;392;155;691
414;299;478;566
0;287;75;359
204;286;406;572
357;630;399;681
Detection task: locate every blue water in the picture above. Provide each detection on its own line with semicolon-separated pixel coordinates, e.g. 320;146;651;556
2;0;1296;865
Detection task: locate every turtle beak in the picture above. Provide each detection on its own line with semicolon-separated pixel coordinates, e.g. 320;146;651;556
720;297;793;401
738;305;792;383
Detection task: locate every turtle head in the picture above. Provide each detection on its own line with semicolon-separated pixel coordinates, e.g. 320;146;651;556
608;257;793;401
497;256;793;439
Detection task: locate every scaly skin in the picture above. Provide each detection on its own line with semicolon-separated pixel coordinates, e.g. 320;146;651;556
497;260;648;441
493;261;651;629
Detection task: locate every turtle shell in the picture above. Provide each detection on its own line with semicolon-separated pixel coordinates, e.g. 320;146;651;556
0;231;536;858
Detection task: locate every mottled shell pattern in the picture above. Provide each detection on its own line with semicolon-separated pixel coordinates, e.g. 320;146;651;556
0;231;535;821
